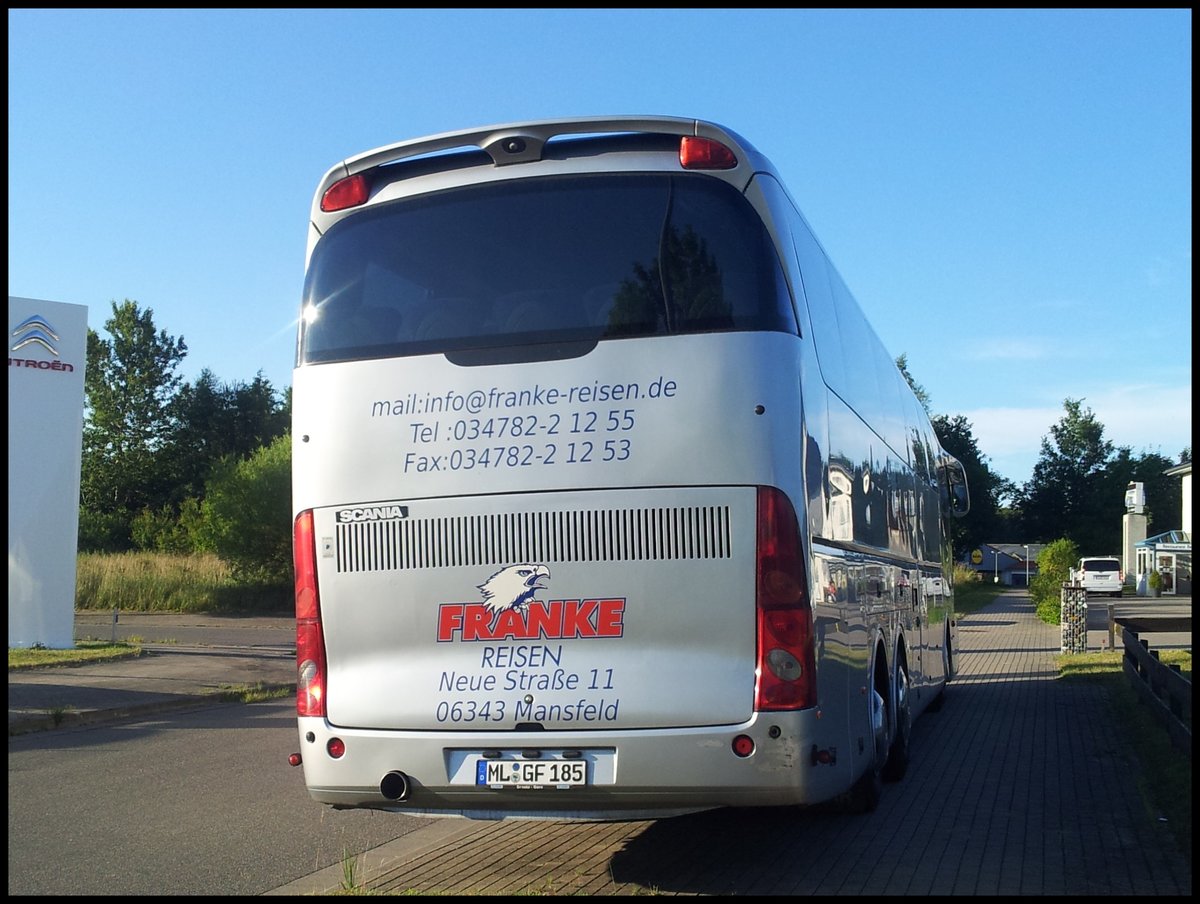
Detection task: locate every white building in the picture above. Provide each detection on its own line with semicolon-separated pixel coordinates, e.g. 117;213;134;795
1134;461;1192;596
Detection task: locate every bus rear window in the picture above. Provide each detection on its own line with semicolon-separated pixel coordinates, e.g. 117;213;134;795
299;173;796;364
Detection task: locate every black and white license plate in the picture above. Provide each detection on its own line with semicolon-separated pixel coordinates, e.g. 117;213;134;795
475;759;587;787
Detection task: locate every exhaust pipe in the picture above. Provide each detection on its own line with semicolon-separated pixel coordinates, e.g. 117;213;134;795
380;770;411;801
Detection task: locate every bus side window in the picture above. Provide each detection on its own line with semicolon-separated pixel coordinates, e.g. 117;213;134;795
939;455;970;517
788;211;845;392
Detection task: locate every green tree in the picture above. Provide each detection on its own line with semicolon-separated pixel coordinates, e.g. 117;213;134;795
1101;448;1181;540
199;434;292;585
120;369;291;553
130;504;183;553
165;368;290;504
166;368;226;496
932;413;1018;555
1017;399;1116;552
80;299;188;550
1028;537;1079;623
896;356;1015;558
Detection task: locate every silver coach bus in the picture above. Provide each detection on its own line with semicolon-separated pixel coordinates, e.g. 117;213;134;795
289;116;970;820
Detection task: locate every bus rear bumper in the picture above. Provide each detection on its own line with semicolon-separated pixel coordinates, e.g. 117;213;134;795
296;710;851;818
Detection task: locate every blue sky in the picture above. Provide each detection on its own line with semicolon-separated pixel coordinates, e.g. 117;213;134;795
8;8;1191;487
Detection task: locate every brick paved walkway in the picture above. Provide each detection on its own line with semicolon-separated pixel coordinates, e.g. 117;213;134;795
344;591;1190;896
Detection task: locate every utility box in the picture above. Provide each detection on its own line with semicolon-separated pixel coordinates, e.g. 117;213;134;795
1125;482;1145;514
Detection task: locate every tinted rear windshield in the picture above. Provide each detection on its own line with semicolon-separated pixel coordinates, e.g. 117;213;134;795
299;173;796;364
1083;560;1120;572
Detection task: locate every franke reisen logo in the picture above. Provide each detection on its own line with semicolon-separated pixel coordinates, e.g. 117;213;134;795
9;313;77;373
437;564;626;642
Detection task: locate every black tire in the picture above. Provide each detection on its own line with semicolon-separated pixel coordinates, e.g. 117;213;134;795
845;757;883;813
945;624;955;680
842;684;888;813
882;663;911;782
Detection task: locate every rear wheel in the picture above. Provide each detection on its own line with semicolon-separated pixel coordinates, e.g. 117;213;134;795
843;682;888;813
883;662;911;782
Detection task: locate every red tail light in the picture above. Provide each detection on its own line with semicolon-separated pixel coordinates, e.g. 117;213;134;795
293;510;327;717
320;173;370;212
679;136;737;170
755;487;816;711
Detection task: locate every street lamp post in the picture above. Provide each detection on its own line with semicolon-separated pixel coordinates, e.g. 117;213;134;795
994;549;999;584
1024;544;1030;588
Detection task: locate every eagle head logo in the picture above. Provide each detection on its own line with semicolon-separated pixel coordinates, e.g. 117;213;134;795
478;564;550;617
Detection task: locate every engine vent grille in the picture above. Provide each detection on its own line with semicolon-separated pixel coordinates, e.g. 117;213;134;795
336;505;732;573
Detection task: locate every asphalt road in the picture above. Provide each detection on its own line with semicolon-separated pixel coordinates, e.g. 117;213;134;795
7;697;425;896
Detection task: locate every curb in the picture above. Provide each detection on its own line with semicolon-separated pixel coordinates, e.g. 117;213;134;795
8;682;295;737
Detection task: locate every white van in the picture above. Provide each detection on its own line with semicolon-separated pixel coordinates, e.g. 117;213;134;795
1072;557;1122;597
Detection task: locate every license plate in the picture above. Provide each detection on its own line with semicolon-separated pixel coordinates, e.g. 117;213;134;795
475;759;588;787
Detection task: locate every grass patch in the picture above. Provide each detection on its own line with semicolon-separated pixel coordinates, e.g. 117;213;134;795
8;640;142;670
952;574;1005;617
215;682;294;704
75;551;290;614
76;551;232;612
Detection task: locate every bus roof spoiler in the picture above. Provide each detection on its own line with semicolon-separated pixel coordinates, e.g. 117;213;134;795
312;116;760;208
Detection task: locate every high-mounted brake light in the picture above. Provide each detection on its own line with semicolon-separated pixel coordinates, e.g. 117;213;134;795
679;136;737;170
754;487;816;711
320;173;370;212
294;511;327;717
